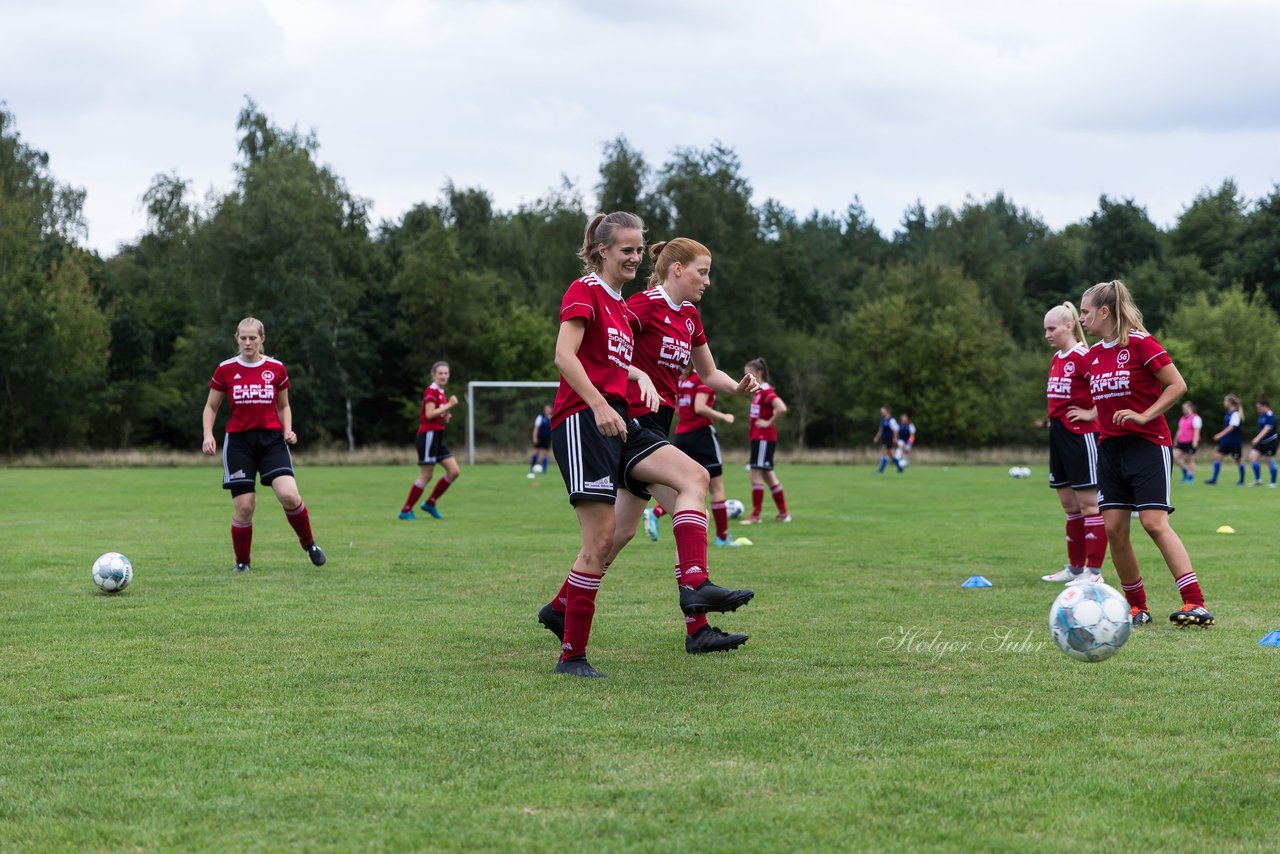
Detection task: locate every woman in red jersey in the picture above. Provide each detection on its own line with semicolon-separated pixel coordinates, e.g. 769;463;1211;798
616;238;759;653
538;236;759;659
201;317;325;573
740;357;789;524
535;211;659;678
398;361;461;520
1075;280;1213;628
1038;301;1107;586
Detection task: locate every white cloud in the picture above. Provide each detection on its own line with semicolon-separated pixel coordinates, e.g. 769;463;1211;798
2;0;1277;253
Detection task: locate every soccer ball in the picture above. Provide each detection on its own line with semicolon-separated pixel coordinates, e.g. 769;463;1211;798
1048;582;1131;662
725;498;746;519
533;464;544;474
92;552;133;594
1008;466;1031;479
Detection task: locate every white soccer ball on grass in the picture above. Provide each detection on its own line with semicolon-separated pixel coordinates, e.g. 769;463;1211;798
92;552;133;594
1048;581;1131;662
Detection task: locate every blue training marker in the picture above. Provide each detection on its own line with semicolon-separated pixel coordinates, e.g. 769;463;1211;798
1258;630;1280;647
961;575;993;588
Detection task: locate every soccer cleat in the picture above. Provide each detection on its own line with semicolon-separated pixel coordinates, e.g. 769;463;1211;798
714;534;744;547
643;507;659;541
554;657;607;678
305;541;327;566
538;602;565;642
421;502;443;519
398;510;416;520
685;625;750;654
1042;564;1082;583
1270;483;1278;489
1130;608;1152;626
679;579;755;615
1170;603;1215;627
740;515;761;525
234;562;250;573
1066;567;1104;586
775;513;792;523
527;472;536;479
1252;481;1263;487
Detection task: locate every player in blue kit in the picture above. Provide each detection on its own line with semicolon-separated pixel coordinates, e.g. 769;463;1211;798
1248;398;1278;487
529;404;552;478
1205;394;1244;485
874;406;903;474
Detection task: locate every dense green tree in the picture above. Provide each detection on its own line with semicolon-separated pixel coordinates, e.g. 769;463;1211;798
1083;195;1162;280
833;260;1018;446
1171;180;1246;282
1162;287;1280;415
1233;186;1280;309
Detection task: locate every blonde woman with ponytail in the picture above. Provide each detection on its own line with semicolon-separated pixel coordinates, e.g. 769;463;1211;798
1076;279;1214;628
1040;301;1107;586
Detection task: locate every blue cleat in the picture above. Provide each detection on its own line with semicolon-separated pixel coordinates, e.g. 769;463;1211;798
421;502;443;519
714;534;743;547
643;507;659;541
398;510;416;520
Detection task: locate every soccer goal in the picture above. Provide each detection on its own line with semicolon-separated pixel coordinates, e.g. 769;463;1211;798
465;380;560;465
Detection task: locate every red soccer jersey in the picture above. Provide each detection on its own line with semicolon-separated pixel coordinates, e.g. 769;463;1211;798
1086;331;1174;445
1046;344;1099;435
418;383;448;434
676;372;715;434
624;286;708;418
209;356;290;433
551;273;640;428
749;385;781;442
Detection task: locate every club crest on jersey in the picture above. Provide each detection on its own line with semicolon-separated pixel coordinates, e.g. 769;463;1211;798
685;318;695;335
262;370;276;382
1116;350;1131;367
1063;362;1075;376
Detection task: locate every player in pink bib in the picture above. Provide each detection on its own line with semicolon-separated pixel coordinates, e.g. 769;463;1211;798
1076;280;1213;628
201;317;325;573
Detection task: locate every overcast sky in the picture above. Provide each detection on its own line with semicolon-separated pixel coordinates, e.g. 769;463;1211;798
4;0;1279;255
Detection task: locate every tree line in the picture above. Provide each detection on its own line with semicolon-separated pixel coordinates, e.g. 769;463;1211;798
4;99;1280;458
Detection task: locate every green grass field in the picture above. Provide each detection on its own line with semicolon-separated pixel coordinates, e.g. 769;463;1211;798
3;462;1280;851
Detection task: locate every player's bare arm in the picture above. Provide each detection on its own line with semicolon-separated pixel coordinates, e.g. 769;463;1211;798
555;318;627;439
201;389;226;455
277;388;297;444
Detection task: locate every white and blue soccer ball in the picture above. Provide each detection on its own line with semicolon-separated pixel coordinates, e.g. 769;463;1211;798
1048;581;1131;662
1008;466;1031;479
725;498;746;519
92;552;133;594
533;464;544;474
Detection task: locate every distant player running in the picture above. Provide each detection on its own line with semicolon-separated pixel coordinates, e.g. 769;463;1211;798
398;361;461;519
1248;398;1278;487
201;317;326;573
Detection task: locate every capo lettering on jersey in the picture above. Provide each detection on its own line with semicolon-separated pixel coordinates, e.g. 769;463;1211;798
658;335;692;370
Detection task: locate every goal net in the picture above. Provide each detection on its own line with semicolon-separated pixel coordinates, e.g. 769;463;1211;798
465;381;560;465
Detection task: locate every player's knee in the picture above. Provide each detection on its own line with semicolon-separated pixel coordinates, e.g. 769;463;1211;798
1139;516;1169;538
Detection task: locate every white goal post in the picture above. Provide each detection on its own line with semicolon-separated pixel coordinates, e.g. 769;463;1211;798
466;380;560;465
